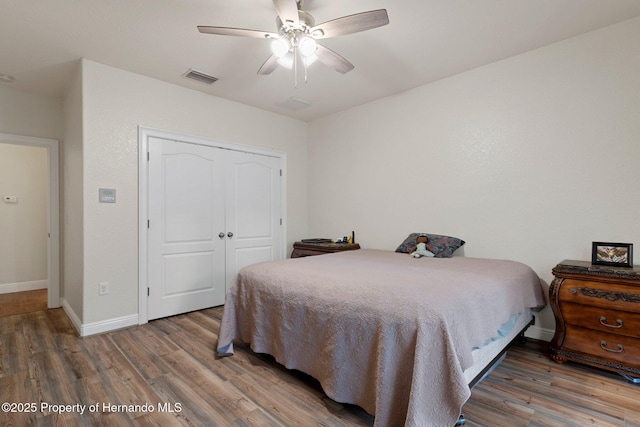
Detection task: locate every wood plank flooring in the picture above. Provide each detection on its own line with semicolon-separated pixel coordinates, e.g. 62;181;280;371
0;289;47;317
1;305;639;426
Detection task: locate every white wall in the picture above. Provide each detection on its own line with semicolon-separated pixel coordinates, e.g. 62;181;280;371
61;61;84;318
0;86;63;141
79;59;308;326
308;17;640;337
0;143;48;289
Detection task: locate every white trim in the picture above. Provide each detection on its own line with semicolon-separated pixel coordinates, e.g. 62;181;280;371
0;280;48;295
138;127;150;325
138;126;285;159
62;297;138;336
81;313;140;337
137;126;287;325
0;133;60;308
61;298;82;335
524;325;555;342
280;154;288;261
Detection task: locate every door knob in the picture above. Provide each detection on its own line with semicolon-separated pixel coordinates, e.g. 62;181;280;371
218;232;225;239
227;232;234;238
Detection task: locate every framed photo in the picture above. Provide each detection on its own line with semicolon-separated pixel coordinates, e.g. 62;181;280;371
591;242;633;268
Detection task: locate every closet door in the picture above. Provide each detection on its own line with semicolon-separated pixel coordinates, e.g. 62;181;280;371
147;137;226;320
224;150;283;286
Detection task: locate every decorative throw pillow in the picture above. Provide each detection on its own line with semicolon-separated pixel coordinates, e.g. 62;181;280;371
395;233;465;258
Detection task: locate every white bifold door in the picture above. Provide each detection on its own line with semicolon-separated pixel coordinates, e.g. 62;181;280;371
147;137;282;320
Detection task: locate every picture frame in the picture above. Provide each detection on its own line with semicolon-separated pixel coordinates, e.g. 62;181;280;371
591;242;633;268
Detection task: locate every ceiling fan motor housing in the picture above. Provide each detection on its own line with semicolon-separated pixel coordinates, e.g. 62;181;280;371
276;10;315;36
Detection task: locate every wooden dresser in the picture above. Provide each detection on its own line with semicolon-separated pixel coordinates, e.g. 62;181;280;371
549;259;640;380
291;241;360;258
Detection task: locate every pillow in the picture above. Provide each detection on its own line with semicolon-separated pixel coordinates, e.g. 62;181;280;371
395;233;465;258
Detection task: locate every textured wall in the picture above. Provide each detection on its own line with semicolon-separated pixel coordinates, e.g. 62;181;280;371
80;60;308;325
307;17;640;338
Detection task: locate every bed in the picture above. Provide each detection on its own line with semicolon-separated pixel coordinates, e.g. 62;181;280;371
217;249;546;427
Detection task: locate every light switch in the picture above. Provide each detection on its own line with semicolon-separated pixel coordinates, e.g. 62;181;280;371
3;196;18;203
99;188;116;203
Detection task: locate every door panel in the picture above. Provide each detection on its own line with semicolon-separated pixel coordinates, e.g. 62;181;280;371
164;154;214;242
225;151;282;286
164;251;215;295
233;246;274;277
235;162;273;238
148;137;225;320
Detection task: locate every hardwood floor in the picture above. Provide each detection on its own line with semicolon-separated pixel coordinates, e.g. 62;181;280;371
1;305;639;426
0;289;47;317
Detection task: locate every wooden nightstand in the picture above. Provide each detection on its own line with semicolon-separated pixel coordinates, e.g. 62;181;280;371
291;241;361;258
548;259;640;381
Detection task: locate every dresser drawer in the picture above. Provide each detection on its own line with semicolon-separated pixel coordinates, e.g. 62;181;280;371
560;302;640;338
558;279;640;312
563;325;640;368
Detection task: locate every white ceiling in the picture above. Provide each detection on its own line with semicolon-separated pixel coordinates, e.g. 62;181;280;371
2;0;640;122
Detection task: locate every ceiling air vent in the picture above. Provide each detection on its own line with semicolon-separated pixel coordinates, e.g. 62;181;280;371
182;69;218;85
277;97;311;110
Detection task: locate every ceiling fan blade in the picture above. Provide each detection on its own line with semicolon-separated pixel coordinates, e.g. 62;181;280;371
272;0;299;25
198;26;278;39
258;55;279;75
310;9;389;39
315;44;354;74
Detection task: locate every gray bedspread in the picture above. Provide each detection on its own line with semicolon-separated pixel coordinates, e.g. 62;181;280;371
217;249;546;426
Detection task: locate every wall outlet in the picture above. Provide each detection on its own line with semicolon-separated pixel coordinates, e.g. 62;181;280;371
99;282;109;295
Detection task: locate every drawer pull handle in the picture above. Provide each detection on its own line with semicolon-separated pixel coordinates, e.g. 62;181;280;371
599;316;623;329
600;341;624;353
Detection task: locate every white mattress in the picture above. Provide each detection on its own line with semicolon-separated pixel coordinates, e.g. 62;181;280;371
463;308;533;385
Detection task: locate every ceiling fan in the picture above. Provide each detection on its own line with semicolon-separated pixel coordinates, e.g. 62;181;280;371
197;0;389;77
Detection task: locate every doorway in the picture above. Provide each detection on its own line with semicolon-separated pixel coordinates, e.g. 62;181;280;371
0;133;60;309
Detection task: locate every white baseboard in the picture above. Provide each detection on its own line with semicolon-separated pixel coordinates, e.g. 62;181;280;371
0;279;47;295
80;313;139;337
61;298;82;335
61;298;138;337
524;324;554;342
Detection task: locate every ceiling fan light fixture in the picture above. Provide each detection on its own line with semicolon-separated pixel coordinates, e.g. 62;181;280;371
277;52;295;69
299;36;317;57
271;38;291;57
198;2;389;79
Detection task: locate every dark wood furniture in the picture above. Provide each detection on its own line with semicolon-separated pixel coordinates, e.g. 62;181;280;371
290;241;360;258
549;259;640;381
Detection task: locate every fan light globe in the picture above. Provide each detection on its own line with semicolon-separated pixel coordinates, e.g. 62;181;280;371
271;38;291;57
277;52;294;69
299;37;317;57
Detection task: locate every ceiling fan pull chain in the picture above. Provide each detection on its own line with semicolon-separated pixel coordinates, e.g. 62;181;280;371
303;54;308;83
304;60;308;84
293;45;298;88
